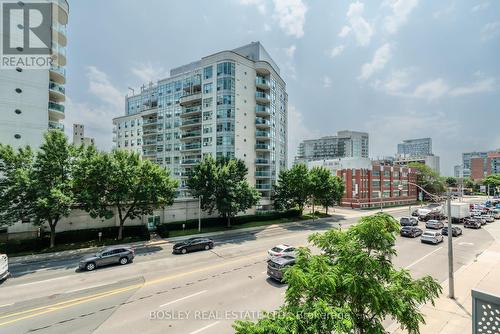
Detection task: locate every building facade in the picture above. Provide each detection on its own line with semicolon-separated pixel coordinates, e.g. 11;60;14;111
112;42;287;210
462;150;500;179
72;124;95;147
397;138;432;157
0;0;68;148
454;165;464;178
337;162;417;209
394;155;440;174
295;131;369;163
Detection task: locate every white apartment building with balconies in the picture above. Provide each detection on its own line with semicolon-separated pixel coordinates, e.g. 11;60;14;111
0;0;68;148
113;42;288;210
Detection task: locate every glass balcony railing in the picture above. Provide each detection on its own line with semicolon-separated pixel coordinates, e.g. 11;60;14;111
255;105;270;114
255;143;270;150
142;119;157;125
49;81;65;94
256;158;270;164
256;77;269;86
256;184;272;190
181;118;201;126
181;106;202;114
255;171;271;177
53;22;67;36
52;41;66;58
256;131;270;138
256;91;269;99
48;121;64;130
181;158;201;165
182;130;201;138
48;101;64;113
255;118;270;126
182;143;201;150
142;140;156;145
50;64;66;78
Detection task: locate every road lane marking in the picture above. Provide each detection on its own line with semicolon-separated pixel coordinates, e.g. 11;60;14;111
66;282;118;294
0;253;264;326
16;275;72;287
0;305;12;309
159;290;207;308
405;247;443;269
189;321;221;334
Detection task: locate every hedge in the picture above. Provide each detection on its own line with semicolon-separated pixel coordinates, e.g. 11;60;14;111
0;225;150;254
156;209;301;238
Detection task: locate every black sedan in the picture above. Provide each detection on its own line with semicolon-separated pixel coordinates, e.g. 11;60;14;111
442;226;462;237
173;237;214;254
463;219;481;229
400;226;423;238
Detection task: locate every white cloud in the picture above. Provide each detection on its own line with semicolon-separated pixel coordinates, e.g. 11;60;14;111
412;78;449;100
86;66;124;111
264;23;272;31
323;75;332;88
374;68;414;95
384;0;419;34
239;0;267;14
282;45;297;79
284;44;296;58
449;78;496;96
327;45;345;58
481;21;500;41
472;2;490;12
432;3;455;19
338;25;351;38
272;0;308;38
346;1;374;46
359;43;392;81
131;62;169;84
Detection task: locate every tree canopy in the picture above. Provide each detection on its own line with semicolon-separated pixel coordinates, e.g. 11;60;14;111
408;162;446;196
233;213;442;334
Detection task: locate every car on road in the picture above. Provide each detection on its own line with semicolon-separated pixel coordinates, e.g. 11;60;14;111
79;247;135;271
267;255;296;282
172;237;214;254
399;217;418;226
483;215;495;223
425;220;444;230
463;219;481;229
442;226;463;237
0;253;9;281
493;210;500;220
419;212;445;222
421;231;444;245
400;226;423;238
471;216;487;225
267;244;296;259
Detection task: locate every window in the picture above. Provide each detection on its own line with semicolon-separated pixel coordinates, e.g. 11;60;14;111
204;66;212;79
203;83;212;94
216;62;235;76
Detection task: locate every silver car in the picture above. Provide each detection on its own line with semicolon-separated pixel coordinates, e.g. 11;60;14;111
78;247;135;271
421;231;444;245
425;220;444;229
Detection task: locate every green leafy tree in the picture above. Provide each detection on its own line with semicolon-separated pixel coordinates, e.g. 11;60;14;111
233;213;442;334
187;157;260;227
273;163;311;214
0;145;35;226
482;174;500;195
463;177;475;189
309;166;345;215
74;149;178;240
31;131;77;248
443;176;458;188
408;162;446;196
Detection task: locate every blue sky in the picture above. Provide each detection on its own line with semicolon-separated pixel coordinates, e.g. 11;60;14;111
64;0;500;175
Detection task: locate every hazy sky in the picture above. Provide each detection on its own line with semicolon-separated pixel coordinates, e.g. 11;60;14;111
64;0;500;176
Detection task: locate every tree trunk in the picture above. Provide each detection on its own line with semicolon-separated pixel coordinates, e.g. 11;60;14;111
227;216;231;228
118;220;124;240
49;223;56;248
325;206;328;215
312;196;315;218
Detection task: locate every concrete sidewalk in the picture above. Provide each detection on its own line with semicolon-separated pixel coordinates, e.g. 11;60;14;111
391;222;500;334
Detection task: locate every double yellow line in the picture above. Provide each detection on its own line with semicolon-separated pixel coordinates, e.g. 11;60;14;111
0;253;264;327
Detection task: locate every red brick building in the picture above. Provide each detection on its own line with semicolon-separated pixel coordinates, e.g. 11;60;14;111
470;152;500;181
336;163;418;209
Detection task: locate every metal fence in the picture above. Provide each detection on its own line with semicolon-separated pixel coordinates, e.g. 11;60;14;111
472;289;500;334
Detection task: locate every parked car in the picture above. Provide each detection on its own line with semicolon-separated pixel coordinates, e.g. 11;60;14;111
425;220;444;229
472;216;487;225
79;247;135;271
483;215;495;223
493;210;500;220
0;253;9;281
400;226;423;238
421;231;444;245
399;217;418;226
267;255;296;282
463;219;481;229
173;237;214;254
411;209;419;217
442;226;463;237
419;212;445;222
267;244;296;259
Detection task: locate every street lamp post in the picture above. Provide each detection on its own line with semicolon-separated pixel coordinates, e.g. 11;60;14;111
402;182;455;299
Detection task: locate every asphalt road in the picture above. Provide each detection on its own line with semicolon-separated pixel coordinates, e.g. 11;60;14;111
0;204;495;334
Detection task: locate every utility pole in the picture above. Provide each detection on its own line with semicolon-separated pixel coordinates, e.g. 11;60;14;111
447;190;455;299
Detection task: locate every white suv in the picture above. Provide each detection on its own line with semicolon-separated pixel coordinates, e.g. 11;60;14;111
421;231;444;245
267;244;296;259
0;253;9;281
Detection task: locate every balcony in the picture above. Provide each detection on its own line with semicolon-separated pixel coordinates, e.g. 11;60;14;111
255;118;270;128
142;150;156;157
49;81;65;101
256;184;272;190
179;93;202;106
182;143;202;151
180;105;202;117
255;105;270;117
181;158;201;165
181;130;201;140
52;41;66;66
255;91;270;104
255;158;270;165
180;117;201;129
49;64;66;84
48;121;64;131
255;171;271;178
48;101;64;119
53;22;67;46
142;129;158;137
142;118;157;127
255;143;270;151
256;130;271;140
256;77;270;90
142;140;156;146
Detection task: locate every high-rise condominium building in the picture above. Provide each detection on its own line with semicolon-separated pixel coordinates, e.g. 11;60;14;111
73;124;95;147
295;131;369;163
0;0;68;148
397;138;432;157
112;42;288;209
